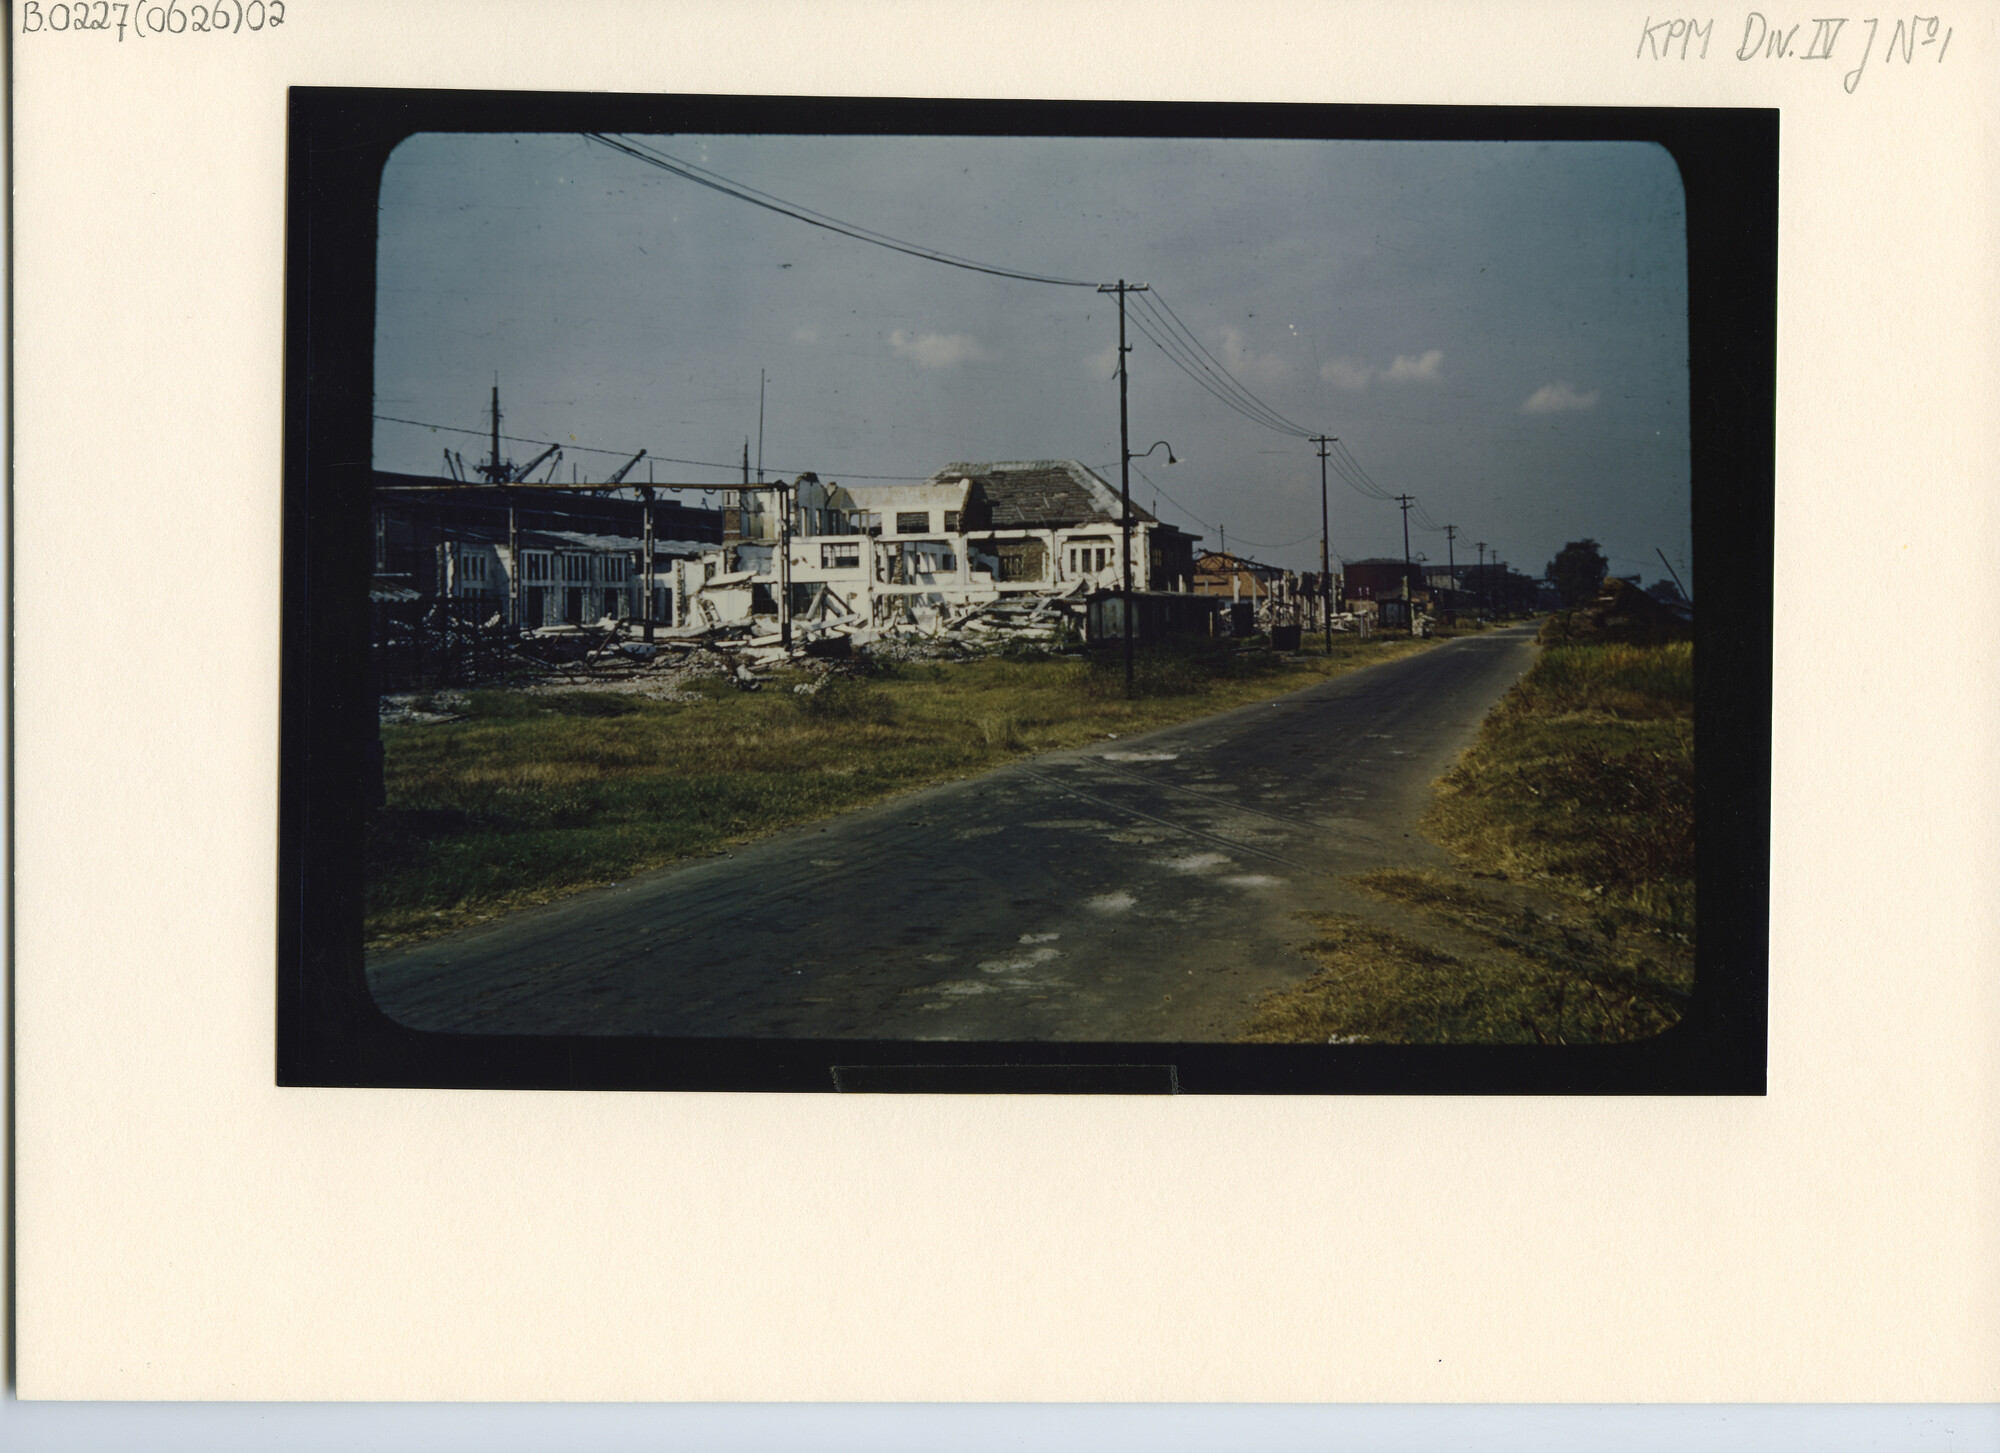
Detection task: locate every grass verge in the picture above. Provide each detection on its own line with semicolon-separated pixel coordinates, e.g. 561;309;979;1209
1425;639;1694;922
367;632;1436;949
1234;903;1684;1045
1237;637;1694;1045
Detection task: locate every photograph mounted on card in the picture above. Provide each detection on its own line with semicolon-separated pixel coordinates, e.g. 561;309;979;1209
280;88;1772;1093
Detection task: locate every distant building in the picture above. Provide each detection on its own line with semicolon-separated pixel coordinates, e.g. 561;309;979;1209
1192;550;1289;601
1342;557;1426;607
371;473;722;627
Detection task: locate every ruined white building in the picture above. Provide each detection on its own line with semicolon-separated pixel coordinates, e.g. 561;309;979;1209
685;460;1201;632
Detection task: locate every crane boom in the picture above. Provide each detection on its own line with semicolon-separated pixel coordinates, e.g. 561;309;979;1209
603;448;648;486
512;442;561;482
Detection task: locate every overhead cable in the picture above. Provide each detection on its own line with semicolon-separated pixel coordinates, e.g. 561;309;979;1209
1123;308;1312;440
582;133;1098;289
1145;291;1318;437
1128;294;1313;439
371;413;929;480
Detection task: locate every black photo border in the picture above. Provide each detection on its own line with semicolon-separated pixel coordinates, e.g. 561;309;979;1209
279;87;1773;1094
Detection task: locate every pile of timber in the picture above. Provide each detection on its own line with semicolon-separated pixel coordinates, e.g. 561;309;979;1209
942;591;1080;647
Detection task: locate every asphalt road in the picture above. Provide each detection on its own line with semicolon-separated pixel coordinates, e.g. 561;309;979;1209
367;625;1542;1040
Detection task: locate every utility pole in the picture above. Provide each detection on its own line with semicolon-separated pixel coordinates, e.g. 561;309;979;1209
1098;278;1149;696
1443;524;1458;622
1476;541;1488;619
507;506;520;631
777;478;793;651
756;369;766;484
1656;546;1689;603
642;502;656;645
1310;435;1337;655
1394;494;1416;633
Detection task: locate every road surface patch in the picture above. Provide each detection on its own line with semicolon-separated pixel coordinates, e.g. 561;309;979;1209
1158;852;1232;873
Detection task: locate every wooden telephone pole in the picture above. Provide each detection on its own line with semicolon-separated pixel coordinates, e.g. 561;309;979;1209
1099;279;1149;697
1310;435;1337;654
1443;523;1458;620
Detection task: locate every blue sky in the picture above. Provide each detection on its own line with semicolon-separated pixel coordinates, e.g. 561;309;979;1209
374;132;1691;588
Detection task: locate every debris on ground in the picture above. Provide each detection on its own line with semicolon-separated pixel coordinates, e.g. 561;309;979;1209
1539;577;1693;646
378;579;1377;718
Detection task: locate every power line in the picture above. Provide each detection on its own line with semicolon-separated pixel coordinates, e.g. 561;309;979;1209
1128;293;1313;439
1129;463;1318;553
555;135;1450;547
371;413;930;480
1136;294;1305;435
1130;295;1314;439
1127;462;1215;535
1327;451;1395;503
582;133;1098;289
1224;530;1324;551
1123;307;1310;440
1145;291;1318;436
1331;440;1396;499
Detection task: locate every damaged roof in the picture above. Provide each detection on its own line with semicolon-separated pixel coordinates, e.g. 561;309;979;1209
926;460;1162;530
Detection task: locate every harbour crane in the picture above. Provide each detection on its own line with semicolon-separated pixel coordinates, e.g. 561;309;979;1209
510;442;561;483
602;448;648;487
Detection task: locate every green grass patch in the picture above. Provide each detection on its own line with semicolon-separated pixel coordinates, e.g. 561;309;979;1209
1235;908;1682;1045
1425;640;1694;917
367;632;1435;948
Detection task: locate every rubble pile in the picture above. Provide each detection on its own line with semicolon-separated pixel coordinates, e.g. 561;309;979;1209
1539;577;1693;646
378;691;471;725
378;577;1251;714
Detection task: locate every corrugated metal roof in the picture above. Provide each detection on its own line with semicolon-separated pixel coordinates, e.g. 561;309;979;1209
425;524;705;556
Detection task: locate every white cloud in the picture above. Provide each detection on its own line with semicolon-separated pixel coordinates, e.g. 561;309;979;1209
890;329;983;368
1213;324;1290;386
1320;358;1374;391
1522;381;1600;414
792;326;818;345
1383;349;1444;384
1319;348;1443;390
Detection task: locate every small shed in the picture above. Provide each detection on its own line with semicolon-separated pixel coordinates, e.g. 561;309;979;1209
1085;589;1221;645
